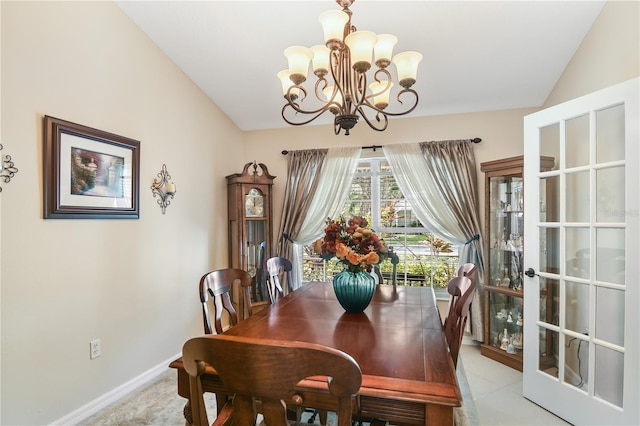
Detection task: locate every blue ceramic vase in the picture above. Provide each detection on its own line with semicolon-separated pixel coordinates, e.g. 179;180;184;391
333;269;376;313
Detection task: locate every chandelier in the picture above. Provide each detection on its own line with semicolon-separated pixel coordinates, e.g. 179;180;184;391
278;0;422;136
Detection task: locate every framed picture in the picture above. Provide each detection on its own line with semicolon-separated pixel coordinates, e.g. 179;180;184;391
43;116;140;219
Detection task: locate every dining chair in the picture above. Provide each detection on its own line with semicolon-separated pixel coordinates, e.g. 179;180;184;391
442;275;475;368
182;334;362;426
200;268;253;334
370;264;384;284
456;262;478;288
265;256;294;303
265;256;328;424
370;248;399;286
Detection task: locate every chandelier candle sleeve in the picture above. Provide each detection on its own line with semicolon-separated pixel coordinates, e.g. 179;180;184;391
374;34;398;68
344;30;377;72
369;81;393;110
392;51;423;88
319;9;349;47
284;46;313;85
277;70;300;100
279;0;421;135
311;45;331;76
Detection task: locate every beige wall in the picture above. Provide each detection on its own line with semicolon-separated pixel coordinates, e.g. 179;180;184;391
0;2;245;424
0;0;638;425
544;0;639;107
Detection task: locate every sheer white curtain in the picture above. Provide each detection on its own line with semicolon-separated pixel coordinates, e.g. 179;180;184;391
291;147;362;288
383;143;463;242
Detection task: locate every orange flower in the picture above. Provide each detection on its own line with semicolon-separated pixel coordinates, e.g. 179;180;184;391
335;242;349;259
362;251;380;265
346;251;361;266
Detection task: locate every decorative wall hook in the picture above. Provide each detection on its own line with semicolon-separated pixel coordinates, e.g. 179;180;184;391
0;144;19;192
150;164;176;214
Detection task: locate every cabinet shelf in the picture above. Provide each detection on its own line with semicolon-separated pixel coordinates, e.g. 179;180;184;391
485;285;524;298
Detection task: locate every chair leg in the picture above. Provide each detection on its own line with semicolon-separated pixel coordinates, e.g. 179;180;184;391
182;400;193;426
319;410;327;425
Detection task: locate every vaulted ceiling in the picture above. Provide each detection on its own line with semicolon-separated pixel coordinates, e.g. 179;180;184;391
115;1;606;132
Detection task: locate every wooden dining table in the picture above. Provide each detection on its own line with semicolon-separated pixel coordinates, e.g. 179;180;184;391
170;281;461;426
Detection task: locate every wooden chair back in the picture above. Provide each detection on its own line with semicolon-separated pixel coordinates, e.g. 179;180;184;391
456;262;478;288
182;334;362;426
370;252;399;286
442;275;475;368
199;269;252;334
265;257;293;303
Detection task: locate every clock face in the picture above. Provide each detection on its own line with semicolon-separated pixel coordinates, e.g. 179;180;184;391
245;188;265;217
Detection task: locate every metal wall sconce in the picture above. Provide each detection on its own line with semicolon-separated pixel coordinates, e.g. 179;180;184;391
0;144;19;192
150;164;176;214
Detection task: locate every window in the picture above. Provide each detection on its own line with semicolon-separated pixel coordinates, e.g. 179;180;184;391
302;157;458;287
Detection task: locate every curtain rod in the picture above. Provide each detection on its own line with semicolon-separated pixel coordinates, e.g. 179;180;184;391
281;137;481;155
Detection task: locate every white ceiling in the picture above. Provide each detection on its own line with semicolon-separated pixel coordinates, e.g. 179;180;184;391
115;1;606;132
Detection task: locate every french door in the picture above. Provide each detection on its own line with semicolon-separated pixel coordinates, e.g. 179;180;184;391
522;77;639;425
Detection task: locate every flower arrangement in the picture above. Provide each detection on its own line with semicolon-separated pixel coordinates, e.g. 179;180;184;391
313;216;389;273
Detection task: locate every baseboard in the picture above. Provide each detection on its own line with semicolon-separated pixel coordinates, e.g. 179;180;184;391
50;353;181;426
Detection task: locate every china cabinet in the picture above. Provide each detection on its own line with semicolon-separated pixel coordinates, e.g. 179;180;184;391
480;155;554;370
226;162;275;319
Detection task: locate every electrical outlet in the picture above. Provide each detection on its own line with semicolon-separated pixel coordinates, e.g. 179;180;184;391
90;339;101;359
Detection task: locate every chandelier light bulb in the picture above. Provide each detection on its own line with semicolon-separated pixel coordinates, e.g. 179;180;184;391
392;51;423;88
374;34;398;69
284;46;313;85
319;9;349;49
344;30;377;73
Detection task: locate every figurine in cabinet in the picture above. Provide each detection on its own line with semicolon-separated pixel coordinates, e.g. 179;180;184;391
500;329;509;351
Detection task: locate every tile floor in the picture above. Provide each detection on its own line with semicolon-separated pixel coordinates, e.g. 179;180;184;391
459;339;570;425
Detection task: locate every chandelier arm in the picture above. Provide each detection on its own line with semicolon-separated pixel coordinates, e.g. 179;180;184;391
284;85;334;116
313;78;329;105
366;69;392;101
356;89;420;118
352;71;369;112
381;88;420;116
356;106;389;132
340;47;357;116
281;104;332;127
333;119;342;136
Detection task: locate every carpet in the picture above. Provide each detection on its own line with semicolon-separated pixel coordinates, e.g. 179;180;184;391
80;361;478;426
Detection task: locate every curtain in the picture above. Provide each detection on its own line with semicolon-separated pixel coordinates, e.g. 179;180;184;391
276;147;361;289
291;147;362;287
383;141;485;341
276;149;327;277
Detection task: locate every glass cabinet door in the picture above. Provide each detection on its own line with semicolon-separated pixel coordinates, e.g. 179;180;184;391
246;219;268;305
488;176;524;290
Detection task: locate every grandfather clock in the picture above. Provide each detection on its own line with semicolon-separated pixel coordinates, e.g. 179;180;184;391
226;162;275;319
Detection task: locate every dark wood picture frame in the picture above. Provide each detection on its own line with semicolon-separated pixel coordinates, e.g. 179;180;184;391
43;115;140;219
